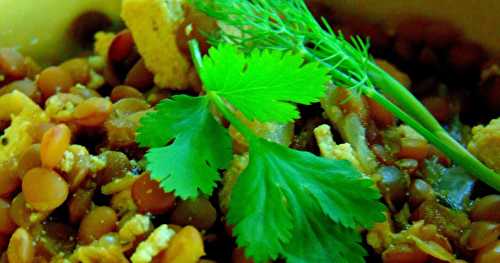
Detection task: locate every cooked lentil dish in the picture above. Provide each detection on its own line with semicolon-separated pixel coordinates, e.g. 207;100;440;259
0;1;499;263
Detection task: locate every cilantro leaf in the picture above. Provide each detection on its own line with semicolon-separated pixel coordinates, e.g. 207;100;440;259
138;95;232;199
200;44;330;123
283;212;366;263
227;138;385;262
136;100;177;148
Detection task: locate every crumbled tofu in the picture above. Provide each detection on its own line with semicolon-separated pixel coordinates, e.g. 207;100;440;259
0;91;48;163
45;94;80;122
121;0;190;89
119;214;152;243
89;155;106;173
59;144;94;190
72;235;128;263
87;69;105;90
468;117;500;172
57;145;104;190
313;124;363;172
59;150;75;173
131;224;176;263
219;154;249;213
320;85;380;176
94;31;116;58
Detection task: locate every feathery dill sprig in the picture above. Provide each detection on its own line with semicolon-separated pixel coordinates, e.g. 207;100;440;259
194;0;374;95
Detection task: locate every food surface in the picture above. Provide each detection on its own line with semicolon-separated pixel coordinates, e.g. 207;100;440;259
0;0;498;262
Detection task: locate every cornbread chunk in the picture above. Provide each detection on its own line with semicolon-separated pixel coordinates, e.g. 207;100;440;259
468;117;500;172
121;0;190;89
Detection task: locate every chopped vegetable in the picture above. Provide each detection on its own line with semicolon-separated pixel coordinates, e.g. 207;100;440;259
413;200;470;242
425;159;475;210
321;86;379;176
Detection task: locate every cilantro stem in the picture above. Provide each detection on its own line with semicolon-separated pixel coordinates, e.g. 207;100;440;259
208;91;257;142
189;39;257;143
189;39;204;72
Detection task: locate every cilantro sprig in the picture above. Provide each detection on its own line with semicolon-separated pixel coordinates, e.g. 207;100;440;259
136;41;385;262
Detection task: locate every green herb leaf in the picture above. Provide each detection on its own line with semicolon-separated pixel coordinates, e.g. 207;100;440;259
283;220;366;263
228;138;385;262
137;95;232;199
200;44;330;123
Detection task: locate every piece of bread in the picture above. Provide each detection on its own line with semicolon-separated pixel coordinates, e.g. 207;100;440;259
121;0;190;89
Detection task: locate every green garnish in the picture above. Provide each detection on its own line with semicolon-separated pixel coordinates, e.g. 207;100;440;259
228;137;385;262
137;42;385;262
193;0;500;191
136;95;232;199
200;45;328;123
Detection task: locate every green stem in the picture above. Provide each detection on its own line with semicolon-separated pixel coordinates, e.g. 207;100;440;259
367;61;444;133
208;91;257;142
365;88;500;191
188;39;257;144
189;39;204;73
